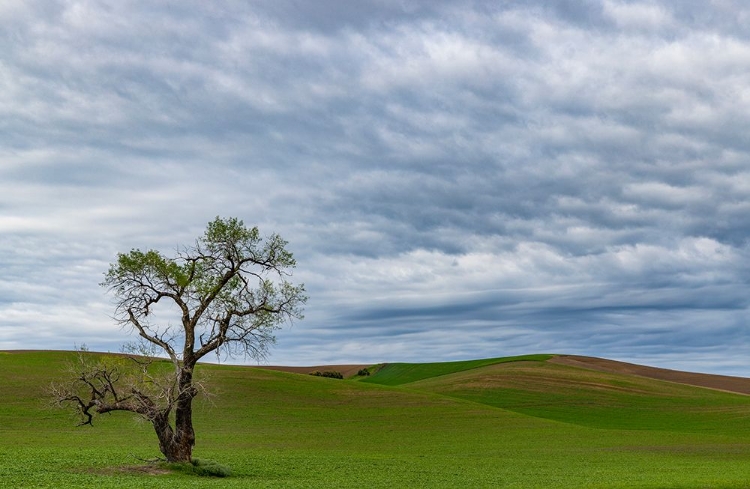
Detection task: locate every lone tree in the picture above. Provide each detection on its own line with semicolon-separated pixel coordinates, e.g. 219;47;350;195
53;217;306;462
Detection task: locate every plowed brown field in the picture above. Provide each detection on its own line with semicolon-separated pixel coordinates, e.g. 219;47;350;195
550;355;750;395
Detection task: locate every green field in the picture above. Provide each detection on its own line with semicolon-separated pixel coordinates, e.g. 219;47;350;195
3;351;750;488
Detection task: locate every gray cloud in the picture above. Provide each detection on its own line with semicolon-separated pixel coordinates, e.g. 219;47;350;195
1;1;750;375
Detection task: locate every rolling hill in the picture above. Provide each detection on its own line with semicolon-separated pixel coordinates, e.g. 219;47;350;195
3;350;750;488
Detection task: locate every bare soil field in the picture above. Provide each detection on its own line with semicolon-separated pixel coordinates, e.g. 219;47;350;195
550;355;750;395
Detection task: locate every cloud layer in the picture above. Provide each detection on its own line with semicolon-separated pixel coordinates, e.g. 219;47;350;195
2;1;750;375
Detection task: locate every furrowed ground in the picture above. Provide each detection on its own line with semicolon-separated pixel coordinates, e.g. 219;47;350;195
3;350;750;488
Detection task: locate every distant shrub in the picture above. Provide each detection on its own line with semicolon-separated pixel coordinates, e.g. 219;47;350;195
309;370;343;379
357;368;370;376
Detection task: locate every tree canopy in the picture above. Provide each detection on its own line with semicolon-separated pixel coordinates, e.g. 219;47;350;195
104;217;305;364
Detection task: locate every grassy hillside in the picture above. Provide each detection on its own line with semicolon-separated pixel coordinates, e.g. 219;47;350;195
3;351;750;488
394;359;750;434
359;354;553;385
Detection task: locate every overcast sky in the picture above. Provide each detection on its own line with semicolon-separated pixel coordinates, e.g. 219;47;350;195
2;1;750;375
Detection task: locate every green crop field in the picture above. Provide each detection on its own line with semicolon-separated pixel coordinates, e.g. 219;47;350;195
3;351;750;488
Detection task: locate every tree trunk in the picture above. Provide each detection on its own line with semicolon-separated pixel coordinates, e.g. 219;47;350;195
152;368;197;463
163;430;194;463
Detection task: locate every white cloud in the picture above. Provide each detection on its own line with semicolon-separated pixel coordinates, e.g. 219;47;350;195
1;1;750;375
602;0;674;31
623;182;709;207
